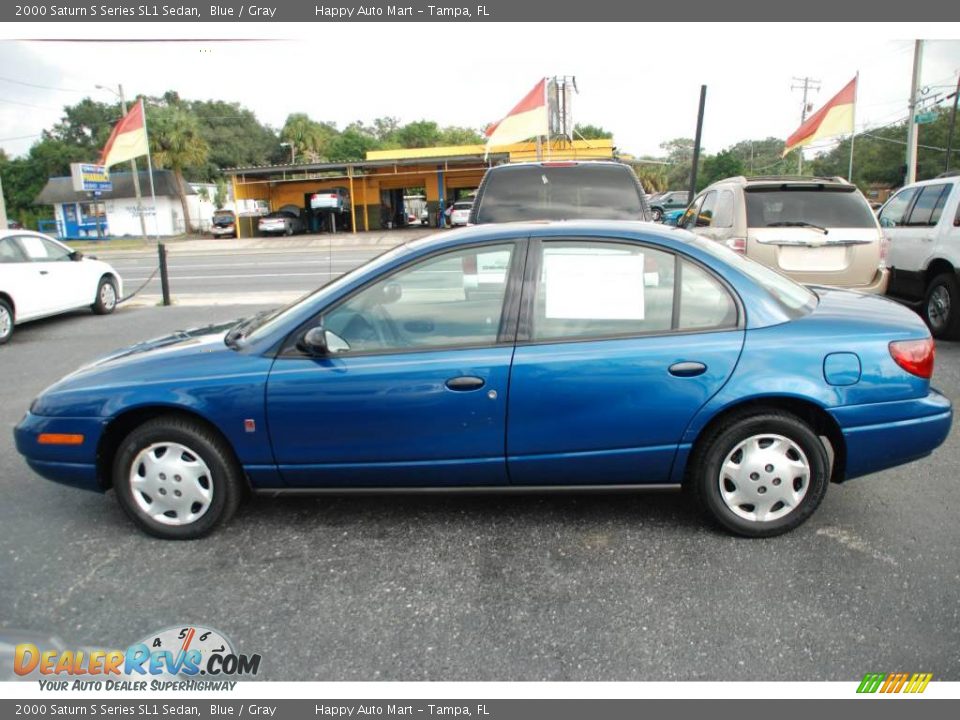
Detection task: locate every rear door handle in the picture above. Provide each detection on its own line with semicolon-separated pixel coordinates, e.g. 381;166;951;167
39;270;49;275
445;376;485;391
669;361;707;377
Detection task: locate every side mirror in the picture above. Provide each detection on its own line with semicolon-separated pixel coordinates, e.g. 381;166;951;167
298;326;328;355
69;250;84;261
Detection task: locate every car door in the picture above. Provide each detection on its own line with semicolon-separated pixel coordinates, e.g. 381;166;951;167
506;238;744;485
0;236;42;320
265;241;524;487
13;234;89;314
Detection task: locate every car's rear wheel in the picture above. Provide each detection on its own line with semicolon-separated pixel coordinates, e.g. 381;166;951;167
285;224;294;237
92;276;118;315
113;416;243;539
689;411;829;537
924;272;960;340
0;298;14;345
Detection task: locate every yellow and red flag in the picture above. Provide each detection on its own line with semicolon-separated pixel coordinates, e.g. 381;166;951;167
783;76;857;156
485;79;549;149
100;99;149;168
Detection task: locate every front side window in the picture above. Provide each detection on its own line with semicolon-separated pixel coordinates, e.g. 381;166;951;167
878;187;918;228
696;191;718;227
322;244;515;353
532;241;737;342
679;195;705;229
16;235;72;262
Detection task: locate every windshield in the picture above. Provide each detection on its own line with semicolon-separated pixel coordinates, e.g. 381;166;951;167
474;164;646;223
745;187;876;229
236;243;415;346
688;236;817;315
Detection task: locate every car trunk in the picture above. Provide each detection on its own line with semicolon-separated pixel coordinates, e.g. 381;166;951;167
748;227;881;287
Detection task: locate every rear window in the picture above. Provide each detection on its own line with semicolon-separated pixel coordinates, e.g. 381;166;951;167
474;164;646;223
745;187;876;228
454;202;472;210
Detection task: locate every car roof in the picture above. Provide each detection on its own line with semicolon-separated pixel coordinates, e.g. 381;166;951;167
707;175;851;189
487;160;629;170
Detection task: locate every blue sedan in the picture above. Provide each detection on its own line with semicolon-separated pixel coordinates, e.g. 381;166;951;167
14;221;952;539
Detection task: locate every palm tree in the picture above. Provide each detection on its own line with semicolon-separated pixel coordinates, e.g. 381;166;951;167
149;105;209;234
280;113;335;163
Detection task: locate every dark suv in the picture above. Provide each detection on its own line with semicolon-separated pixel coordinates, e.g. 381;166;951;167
470;161;651;224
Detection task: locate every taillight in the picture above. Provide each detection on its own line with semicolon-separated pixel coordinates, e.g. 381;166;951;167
725;237;747;254
889;338;935;378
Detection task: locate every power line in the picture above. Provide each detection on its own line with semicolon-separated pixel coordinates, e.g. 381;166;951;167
0;74;88;93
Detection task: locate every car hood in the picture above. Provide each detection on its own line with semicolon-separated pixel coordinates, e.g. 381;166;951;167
31;322;253;417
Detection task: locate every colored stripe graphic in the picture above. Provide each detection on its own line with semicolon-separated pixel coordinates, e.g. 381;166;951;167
857;672;931;694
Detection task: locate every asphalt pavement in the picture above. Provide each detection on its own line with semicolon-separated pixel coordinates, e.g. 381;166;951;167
0;283;958;681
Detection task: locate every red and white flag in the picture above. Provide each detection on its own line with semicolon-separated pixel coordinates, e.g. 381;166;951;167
100;99;149;168
783;76;857;156
485;79;549;150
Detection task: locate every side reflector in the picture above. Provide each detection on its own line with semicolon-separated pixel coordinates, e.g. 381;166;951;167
889;338;935;379
38;433;85;446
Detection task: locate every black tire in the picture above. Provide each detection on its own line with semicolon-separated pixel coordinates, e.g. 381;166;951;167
0;298;13;345
285;224;294;237
652;207;663;222
112;416;243;539
923;272;960;340
92;276;118;315
688;410;829;538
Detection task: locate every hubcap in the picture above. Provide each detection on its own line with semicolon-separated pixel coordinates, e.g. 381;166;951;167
718;434;810;523
129;442;213;526
927;286;950;330
0;306;10;339
100;282;117;310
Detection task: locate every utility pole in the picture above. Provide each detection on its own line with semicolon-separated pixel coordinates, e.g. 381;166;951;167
791;76;821;174
944;72;959;174
688;85;707;203
905;40;924;185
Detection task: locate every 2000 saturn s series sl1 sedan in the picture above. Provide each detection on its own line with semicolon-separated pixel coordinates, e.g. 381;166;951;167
14;221;952;539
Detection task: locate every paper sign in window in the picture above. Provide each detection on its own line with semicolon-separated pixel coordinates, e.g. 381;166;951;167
544;252;645;320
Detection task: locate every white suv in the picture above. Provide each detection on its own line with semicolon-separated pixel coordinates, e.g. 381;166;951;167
880;173;960;339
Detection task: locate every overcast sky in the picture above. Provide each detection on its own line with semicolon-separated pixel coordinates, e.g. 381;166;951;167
1;24;958;163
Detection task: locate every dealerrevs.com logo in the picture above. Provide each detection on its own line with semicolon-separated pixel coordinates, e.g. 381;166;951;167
857;672;933;694
13;625;261;691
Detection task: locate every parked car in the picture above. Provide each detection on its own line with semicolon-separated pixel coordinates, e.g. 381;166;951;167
210;210;236;238
679;176;888;293
310;187;350;213
0;230;122;345
470;161;651;224
449;200;473;227
258;206;305;236
14;221;950;539
879;173;960;339
649;190;691;222
663;208;685;226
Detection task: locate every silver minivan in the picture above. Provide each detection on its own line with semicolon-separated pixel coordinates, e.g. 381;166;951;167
679;176;888;293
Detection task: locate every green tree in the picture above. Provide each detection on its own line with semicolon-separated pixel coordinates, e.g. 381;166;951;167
280;113;337;163
393;120;442;148
149;104;210;233
699;149;745;189
189;100;282;178
438;126;484;146
214;178;228;209
574;123;613;140
726;137;794;176
326;124;381;162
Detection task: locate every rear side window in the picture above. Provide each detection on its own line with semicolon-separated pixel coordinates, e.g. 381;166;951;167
906;184;950;226
694;190;734;228
746;187;876;228
474;165;646;223
0;237;27;263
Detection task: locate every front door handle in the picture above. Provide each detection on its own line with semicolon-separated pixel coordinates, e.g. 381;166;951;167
38;270;49;275
445;376;485;391
669;361;707;377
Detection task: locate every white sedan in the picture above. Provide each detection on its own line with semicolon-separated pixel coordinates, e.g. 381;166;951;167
0;230;123;345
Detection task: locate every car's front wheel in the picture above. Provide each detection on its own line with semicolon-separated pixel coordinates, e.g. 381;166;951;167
924;272;960;340
0;298;14;345
689;411;829;537
112;416;243;539
92;276;118;315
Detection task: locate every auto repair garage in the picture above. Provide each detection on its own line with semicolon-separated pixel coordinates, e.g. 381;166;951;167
227;138;615;236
